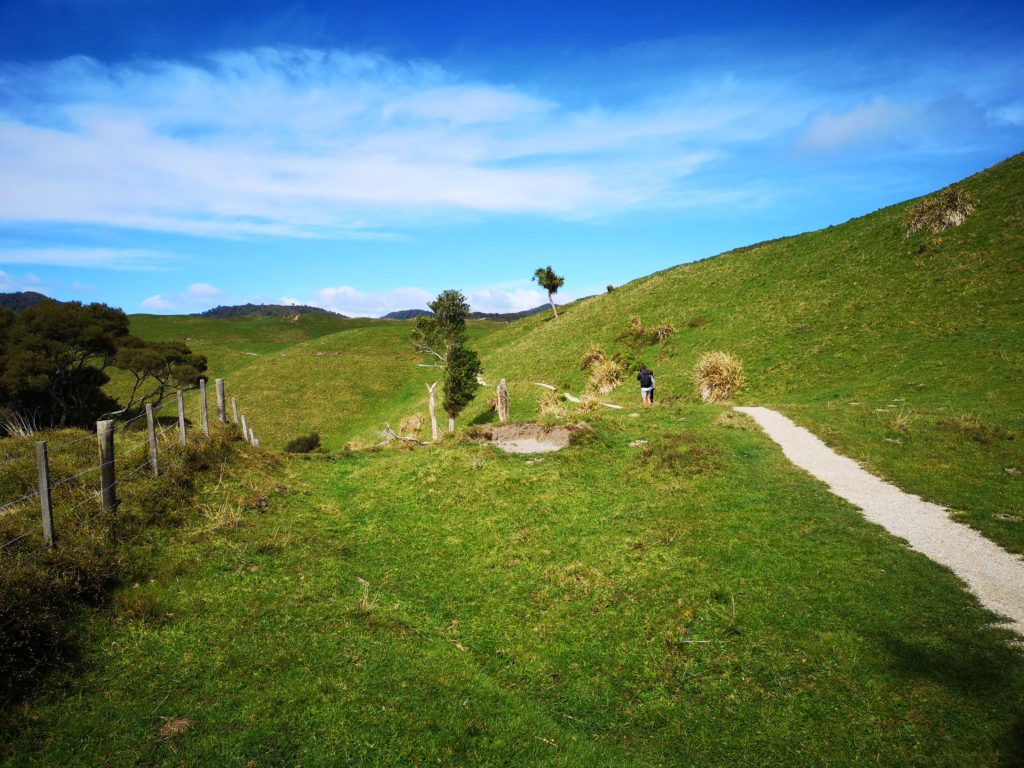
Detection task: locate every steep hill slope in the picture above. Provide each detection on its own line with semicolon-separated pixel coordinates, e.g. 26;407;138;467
465;153;1024;552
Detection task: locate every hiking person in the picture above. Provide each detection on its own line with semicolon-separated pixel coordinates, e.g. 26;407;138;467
637;365;655;406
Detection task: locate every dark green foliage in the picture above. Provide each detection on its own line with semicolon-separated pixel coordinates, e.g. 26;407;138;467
115;337;207;411
443;345;482;421
411;290;470;361
0;300;129;426
284;432;321;453
199;303;345;319
532;265;565;317
0;291;51;313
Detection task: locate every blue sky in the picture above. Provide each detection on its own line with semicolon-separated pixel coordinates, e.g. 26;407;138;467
1;1;1022;316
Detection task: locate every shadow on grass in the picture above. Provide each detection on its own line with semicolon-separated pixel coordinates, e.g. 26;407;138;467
469;408;498;426
876;631;1024;766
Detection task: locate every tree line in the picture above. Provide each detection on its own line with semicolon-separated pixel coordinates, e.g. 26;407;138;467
0;300;206;431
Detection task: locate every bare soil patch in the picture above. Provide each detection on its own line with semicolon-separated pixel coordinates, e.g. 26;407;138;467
472;423;584;454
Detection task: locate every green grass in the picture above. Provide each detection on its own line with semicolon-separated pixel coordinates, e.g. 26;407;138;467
2;406;1021;766
459;153;1024;552
5;155;1023;765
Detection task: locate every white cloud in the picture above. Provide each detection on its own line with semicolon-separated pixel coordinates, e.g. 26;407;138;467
465;287;550;313
138;282;223;312
0;48;807;237
796;99;919;151
0;247;171;270
310;285;434;317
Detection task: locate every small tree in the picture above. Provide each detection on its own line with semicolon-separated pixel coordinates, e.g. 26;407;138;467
443;345;482;432
533;266;565;319
115;337;207;412
411;289;471;363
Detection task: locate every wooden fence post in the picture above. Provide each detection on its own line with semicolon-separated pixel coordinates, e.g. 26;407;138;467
252;435;260;448
36;441;55;548
248;426;256;445
145;403;159;477
231;397;238;425
216;379;227;424
241;415;249;444
97;419;117;512
177;389;187;446
199;379;210;437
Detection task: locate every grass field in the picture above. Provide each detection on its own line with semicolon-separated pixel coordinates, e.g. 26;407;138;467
3;155;1023;765
2;406;1022;766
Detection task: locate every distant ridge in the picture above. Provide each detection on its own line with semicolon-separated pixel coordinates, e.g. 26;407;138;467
383;304;553;322
0;291;54;312
197;303;346;319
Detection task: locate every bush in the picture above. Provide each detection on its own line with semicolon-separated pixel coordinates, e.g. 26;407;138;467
694;352;746;403
587;357;625;394
905;184;976;236
284;432;321;454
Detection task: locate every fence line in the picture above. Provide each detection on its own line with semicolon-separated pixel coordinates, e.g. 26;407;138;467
0;377;264;559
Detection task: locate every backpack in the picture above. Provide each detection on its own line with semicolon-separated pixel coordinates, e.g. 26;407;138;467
639;370;654;388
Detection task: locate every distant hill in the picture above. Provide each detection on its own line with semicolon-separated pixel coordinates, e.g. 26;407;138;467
382;309;433;320
198;303;346;319
383;304;553;322
0;291;54;312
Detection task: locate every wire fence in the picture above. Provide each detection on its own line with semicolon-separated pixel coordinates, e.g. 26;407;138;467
0;378;263;559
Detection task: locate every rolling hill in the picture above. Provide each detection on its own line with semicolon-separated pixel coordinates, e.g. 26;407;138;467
30;152;1020;767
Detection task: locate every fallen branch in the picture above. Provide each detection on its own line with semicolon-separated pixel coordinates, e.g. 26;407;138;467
532;382;624;410
380;423;429;446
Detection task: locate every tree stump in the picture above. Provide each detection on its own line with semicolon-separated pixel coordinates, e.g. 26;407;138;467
496;378;509;422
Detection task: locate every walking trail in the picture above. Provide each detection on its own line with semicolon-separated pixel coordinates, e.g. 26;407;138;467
736;406;1024;635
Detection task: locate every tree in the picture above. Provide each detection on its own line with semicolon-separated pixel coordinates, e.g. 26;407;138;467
114;337;207;412
443;345;482;433
0;300;129;426
533;266;565;319
411;290;481;434
411;289;471;363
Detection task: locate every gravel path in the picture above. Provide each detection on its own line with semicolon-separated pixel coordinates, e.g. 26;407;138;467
736;406;1024;635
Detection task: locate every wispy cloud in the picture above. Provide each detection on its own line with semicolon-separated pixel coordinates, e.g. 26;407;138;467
139;282;222;311
0;246;172;270
309;285;434;317
1;43;1020;243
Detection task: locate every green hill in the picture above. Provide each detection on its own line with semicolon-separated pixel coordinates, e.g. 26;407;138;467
21;154;1021;767
461;152;1024;553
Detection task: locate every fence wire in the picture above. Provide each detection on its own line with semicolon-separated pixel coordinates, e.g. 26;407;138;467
2;379;252;562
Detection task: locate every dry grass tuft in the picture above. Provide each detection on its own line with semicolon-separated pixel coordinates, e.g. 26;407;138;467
694;352;746;403
579;343;608;371
538;389;568;418
398;414;425;438
586;357;625;394
905;183;976;236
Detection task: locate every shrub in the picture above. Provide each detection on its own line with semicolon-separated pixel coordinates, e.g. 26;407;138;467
284;432;321;454
579;343;609;371
905;184;976;236
694;352;746;403
606;284;615;293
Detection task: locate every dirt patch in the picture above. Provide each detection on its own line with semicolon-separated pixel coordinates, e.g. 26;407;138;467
472;423;583;454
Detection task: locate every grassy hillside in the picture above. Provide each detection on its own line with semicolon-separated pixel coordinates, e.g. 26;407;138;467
460;153;1024;553
179;319;501;451
14;154;1019;766
125;313;369;379
3;408;1022;766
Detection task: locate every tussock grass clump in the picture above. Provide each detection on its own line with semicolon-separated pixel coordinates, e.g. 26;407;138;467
398;414;425;438
283;432;321;454
579;343;625;394
694;352;746;403
538;389;568;418
905;183;976;236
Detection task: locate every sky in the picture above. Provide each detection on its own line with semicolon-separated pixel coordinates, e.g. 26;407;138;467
1;1;1022;317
